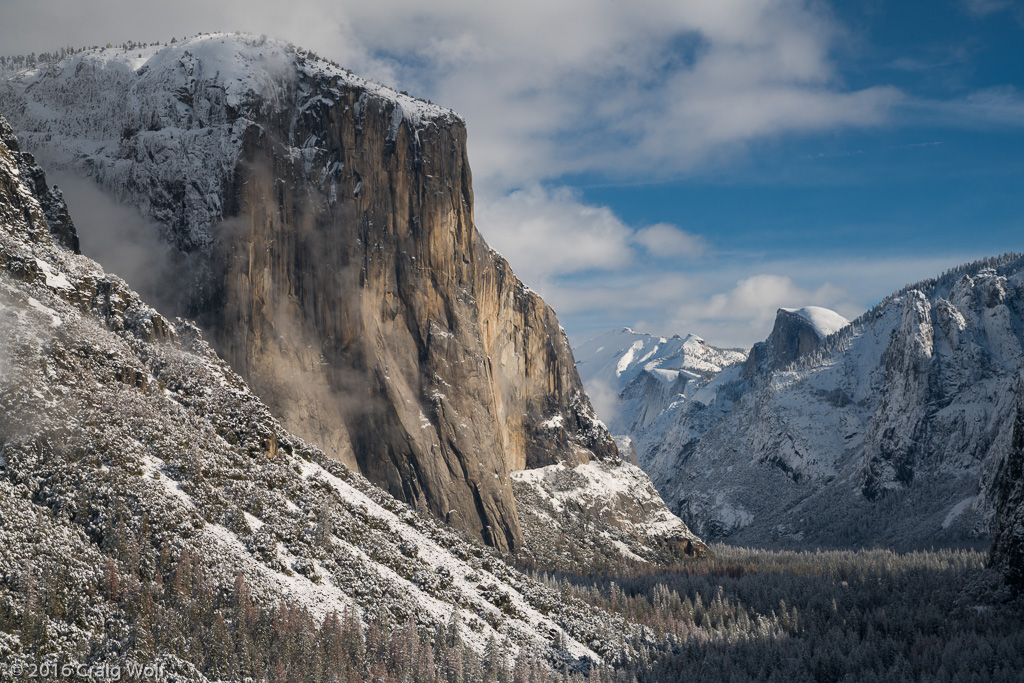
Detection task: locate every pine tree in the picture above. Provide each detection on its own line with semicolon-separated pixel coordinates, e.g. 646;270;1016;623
342;605;366;674
316;499;335;548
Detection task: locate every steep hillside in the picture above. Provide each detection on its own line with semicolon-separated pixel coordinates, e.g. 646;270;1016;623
0;34;618;553
512;458;707;573
0;113;644;677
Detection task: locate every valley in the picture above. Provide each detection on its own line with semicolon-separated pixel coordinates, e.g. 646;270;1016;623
0;31;1022;683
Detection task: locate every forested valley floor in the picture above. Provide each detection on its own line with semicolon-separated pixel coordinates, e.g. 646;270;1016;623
551;544;1024;682
5;541;1022;682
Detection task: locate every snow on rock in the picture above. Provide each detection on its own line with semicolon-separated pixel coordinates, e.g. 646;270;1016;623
574;327;746;436
512;458;707;572
604;256;1024;550
781;306;850;338
33;257;73;290
0;33;459;253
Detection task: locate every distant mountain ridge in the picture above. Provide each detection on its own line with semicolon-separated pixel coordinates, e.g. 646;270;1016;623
574;328;746;436
576;253;1024;550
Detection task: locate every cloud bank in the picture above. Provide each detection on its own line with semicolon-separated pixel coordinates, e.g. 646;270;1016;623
0;0;905;192
1;2;1014;348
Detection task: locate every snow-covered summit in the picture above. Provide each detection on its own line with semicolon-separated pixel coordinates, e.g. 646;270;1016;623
6;33;457;128
574;327;745;434
576;328;742;388
636;255;1024;548
780;306;849;338
0;33;459;252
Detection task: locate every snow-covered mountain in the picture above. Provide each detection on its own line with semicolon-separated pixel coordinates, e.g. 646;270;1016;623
743;306;850;377
0;34;704;569
574;328;746;436
0;34;657;556
0;113;648;676
577;257;1024;549
512;458;707;572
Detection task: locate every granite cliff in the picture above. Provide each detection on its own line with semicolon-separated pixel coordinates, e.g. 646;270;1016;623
0;115;643;673
0;34;617;552
743;306;849;378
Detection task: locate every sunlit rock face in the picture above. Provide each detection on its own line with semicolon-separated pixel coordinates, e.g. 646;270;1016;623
0;34;616;551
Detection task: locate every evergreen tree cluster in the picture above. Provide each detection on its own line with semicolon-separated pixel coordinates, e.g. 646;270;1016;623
3;536;579;683
540;545;1024;682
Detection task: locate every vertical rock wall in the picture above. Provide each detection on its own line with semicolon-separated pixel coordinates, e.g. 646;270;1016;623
0;37;616;551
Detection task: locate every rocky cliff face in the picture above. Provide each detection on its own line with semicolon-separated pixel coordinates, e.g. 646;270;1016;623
0;116;640;672
744;306;848;378
0;118;79;254
0;35;615;552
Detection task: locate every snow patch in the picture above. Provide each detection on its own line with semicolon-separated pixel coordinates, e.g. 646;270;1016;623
34;258;74;291
616;340;644;377
942;495;979;529
27;297;62;326
782;306;850;338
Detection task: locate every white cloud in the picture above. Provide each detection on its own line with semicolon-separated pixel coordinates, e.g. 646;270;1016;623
3;1;1019;192
0;0;907;192
668;273;855;347
907;87;1024;128
476;188;705;296
476;186;637;284
961;0;1012;17
632;223;706;259
583;379;620;426
554;253;976;349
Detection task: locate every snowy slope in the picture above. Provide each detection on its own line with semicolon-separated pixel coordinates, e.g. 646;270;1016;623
512;458;707;572
576;263;1024;550
782;306;850;338
646;259;1024;548
0;115;645;674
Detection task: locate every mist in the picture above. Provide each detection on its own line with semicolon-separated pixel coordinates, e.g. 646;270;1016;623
53;173;188;315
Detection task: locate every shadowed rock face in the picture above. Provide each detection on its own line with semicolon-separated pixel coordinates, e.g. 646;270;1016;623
0;117;79;254
744;308;824;378
991;381;1024;590
0;36;615;552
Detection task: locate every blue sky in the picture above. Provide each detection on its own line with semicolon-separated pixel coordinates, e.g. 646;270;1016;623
495;0;1024;346
2;0;1022;346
